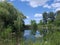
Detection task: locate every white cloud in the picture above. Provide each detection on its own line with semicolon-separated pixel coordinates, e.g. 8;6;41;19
54;0;60;3
34;18;42;23
34;13;43;23
34;18;41;21
24;19;30;25
0;0;5;1
24;16;30;24
43;2;60;9
34;13;42;18
21;0;49;8
55;8;60;12
50;2;60;12
43;4;51;9
51;3;60;8
42;0;60;9
26;16;29;19
21;0;60;9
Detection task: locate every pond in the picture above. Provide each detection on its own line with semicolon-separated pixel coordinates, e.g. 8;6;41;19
23;30;43;40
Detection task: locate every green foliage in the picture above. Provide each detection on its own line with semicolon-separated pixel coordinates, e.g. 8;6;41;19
55;11;60;26
43;12;48;24
0;1;60;45
0;1;26;45
48;12;55;22
0;26;12;39
31;20;37;35
37;11;60;45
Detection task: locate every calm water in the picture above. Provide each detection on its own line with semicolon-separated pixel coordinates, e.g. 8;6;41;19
23;30;42;40
23;30;43;44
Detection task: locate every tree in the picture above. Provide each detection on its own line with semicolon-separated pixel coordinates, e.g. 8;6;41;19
48;12;55;22
38;20;44;35
0;2;26;26
55;10;60;26
14;15;25;45
38;20;43;25
31;20;37;35
0;2;26;45
43;12;48;24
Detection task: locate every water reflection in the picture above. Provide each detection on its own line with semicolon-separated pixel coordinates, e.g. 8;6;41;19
24;30;43;41
24;30;31;37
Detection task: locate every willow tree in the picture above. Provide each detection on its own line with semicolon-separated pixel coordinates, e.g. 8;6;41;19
14;13;26;45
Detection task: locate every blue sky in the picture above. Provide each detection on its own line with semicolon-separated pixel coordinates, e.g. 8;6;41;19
7;0;60;24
